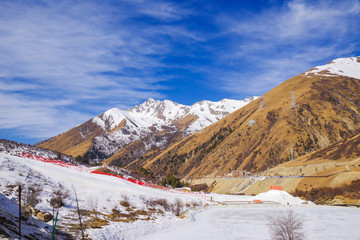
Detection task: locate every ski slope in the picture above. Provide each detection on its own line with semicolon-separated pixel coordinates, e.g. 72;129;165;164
0;153;205;239
0;153;204;210
1;152;360;239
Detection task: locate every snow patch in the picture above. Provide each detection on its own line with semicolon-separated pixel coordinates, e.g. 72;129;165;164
305;56;360;79
92;108;126;131
255;190;309;205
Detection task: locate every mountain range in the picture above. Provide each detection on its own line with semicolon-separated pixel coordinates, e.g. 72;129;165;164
37;56;360;199
137;57;360;177
38;97;257;165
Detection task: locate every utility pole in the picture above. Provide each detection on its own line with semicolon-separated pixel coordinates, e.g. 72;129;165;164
18;185;22;236
290;148;294;161
290;92;296;108
259;96;265;110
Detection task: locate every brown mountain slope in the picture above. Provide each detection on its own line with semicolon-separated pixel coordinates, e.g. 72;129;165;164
236;130;360;200
205;131;360;202
134;71;360;179
37;119;105;157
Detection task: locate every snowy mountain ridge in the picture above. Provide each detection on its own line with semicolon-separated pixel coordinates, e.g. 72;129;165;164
305;56;360;79
93;97;256;133
38;96;258;163
90;97;257;157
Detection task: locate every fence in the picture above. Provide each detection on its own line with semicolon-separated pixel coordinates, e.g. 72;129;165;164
18;153;86;171
18;153;209;199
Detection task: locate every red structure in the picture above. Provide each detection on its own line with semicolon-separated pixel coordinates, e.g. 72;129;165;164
270;185;283;190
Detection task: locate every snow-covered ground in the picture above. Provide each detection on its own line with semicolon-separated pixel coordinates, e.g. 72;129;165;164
1;152;360;240
143;205;360;240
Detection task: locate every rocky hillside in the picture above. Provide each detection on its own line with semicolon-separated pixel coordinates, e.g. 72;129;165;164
136;57;360;179
37;98;256;164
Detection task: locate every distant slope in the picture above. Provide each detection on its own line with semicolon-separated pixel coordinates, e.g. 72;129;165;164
37;119;104;157
0;139;72;161
137;57;360;179
38;98;256;163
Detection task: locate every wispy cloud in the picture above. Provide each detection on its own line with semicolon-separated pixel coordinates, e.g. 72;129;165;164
1;0;359;143
0;0;195;141
226;0;360;42
215;0;360;96
136;0;193;20
0;91;82;138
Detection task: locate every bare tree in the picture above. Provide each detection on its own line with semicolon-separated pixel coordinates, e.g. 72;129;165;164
267;210;305;240
50;187;69;229
88;196;99;219
23;183;43;208
173;199;184;216
50;187;69;209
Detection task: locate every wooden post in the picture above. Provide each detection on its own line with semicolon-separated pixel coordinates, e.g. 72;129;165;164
18;185;22;236
73;186;84;240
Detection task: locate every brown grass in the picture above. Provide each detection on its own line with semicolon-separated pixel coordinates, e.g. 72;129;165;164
292;179;360;203
140;74;360;182
84;217;109;229
38;120;104;156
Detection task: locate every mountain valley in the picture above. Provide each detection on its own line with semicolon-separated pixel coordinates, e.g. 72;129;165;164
12;57;360;204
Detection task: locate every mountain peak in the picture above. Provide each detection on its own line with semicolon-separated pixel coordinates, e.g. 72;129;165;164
92;108;125;131
145;98;156;104
305;56;360;79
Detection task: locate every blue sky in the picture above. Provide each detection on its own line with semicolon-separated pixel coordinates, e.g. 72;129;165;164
1;0;360;144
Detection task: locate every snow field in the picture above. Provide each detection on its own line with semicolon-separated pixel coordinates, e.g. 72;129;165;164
1;152;359;240
142;205;360;240
0;153;205;238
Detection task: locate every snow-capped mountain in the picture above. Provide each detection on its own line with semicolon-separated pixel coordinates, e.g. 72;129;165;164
93;98;255;135
304;56;360;79
38;97;257;163
92;97;257;156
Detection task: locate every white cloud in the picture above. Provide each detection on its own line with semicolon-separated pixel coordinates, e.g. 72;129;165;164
0;0;186;140
137;1;191;20
1;0;359;142
227;0;359;41
217;44;357;96
0;91;86;138
215;0;360;95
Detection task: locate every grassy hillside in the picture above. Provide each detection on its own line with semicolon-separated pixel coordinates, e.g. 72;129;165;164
37;119;105;157
137;73;360;181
